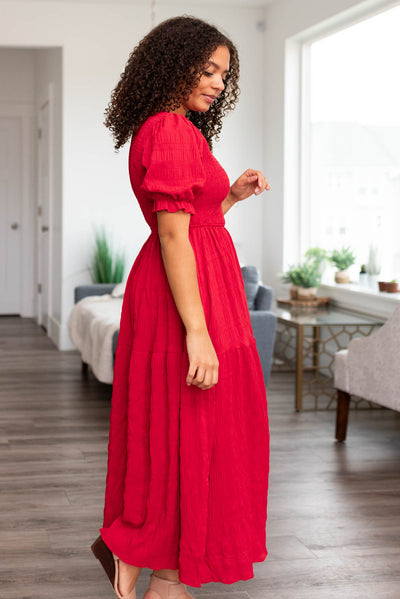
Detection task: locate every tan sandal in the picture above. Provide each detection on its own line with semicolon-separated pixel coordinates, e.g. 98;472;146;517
91;535;115;589
90;534;137;598
144;572;193;599
112;552;137;599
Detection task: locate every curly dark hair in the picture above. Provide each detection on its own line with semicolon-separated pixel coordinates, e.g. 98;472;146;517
104;15;240;152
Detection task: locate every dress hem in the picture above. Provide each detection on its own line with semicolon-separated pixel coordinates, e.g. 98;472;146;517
99;528;267;588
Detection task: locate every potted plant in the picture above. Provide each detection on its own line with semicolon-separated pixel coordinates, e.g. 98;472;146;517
329;246;356;284
281;265;301;299
378;280;387;292
386;279;399;293
282;261;322;300
304;247;329;276
378;279;399;293
89;226;125;283
359;264;368;287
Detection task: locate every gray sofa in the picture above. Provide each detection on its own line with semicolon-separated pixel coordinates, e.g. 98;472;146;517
74;265;277;385
74;284;120;365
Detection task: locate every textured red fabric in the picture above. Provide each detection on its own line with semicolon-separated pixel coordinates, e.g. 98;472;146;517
99;112;270;588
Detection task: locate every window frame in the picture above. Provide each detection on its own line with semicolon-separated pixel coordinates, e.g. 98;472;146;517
283;0;400;318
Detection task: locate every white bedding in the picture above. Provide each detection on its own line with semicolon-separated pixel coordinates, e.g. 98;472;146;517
67;295;123;384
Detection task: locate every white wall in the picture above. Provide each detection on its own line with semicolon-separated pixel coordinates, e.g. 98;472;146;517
262;0;399;296
0;0;267;349
35;48;63;331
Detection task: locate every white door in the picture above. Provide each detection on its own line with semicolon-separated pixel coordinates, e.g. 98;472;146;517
37;100;51;329
0;117;22;314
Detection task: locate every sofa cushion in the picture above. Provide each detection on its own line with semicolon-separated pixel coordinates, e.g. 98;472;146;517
241;265;260;310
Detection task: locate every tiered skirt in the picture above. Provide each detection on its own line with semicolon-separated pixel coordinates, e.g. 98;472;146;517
99;225;270;588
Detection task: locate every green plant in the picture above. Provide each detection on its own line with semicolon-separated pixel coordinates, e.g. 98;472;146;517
329;246;356;271
282;261;322;289
391;278;398;283
304;247;329;265
305;246;329;276
89;226;125;284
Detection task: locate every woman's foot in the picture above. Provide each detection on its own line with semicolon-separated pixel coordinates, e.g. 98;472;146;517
114;555;142;597
152;569;180;582
143;570;194;599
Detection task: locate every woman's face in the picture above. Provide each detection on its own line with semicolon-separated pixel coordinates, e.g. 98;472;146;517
174;45;230;115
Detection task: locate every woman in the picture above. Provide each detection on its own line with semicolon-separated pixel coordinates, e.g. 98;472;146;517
91;15;271;599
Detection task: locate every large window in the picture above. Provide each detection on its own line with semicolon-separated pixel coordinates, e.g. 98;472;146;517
306;5;400;283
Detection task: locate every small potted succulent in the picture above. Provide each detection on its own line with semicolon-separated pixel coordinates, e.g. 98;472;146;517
386;279;399;293
329;246;356;284
378;279;399;293
378;280;386;292
282;261;322;300
359;264;368;287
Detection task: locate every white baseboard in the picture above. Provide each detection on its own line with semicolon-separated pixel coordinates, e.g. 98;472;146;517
48;314;75;350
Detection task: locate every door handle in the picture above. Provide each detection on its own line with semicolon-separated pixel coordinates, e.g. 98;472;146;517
11;222;19;230
42;225;49;232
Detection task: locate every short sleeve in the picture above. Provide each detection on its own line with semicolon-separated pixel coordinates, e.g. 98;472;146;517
140;114;206;215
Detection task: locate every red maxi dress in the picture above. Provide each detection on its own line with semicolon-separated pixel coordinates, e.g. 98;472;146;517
99;111;270;588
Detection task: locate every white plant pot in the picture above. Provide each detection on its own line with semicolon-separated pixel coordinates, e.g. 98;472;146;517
297;287;317;301
335;269;350;284
368;274;379;291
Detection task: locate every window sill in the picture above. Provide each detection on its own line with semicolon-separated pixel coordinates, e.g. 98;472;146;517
319;282;400;320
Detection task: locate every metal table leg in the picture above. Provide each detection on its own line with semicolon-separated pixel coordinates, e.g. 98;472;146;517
295;325;303;411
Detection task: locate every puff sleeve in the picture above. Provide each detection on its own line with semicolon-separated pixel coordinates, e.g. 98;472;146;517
140;114;206;215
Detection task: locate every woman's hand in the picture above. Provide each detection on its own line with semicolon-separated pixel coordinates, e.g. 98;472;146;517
186;328;219;390
228;169;271;204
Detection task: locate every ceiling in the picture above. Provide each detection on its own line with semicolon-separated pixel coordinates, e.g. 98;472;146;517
7;0;279;6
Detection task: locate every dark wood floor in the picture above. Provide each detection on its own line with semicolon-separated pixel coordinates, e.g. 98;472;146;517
1;316;400;598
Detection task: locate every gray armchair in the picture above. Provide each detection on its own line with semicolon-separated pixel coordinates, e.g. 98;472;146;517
334;304;399;442
74;267;277;386
240;265;277;386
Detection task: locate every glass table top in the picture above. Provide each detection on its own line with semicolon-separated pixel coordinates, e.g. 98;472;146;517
274;305;384;326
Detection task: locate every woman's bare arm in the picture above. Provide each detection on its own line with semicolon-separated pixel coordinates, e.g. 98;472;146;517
157;210;219;390
221;190;237;215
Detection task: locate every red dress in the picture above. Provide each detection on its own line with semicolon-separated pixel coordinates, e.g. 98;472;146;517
99;112;270;588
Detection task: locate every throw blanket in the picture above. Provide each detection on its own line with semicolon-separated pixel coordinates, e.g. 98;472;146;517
67;295;123;384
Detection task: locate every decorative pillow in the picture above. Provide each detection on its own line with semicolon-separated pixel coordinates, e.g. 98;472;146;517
111;282;126;298
241;265;260;310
